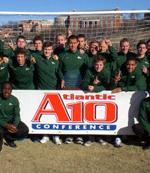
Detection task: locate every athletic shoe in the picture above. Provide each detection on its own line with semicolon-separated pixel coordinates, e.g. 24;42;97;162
40;136;49;144
84;140;93;147
98;138;107;146
143;140;150;150
64;137;73;144
53;136;62;145
75;137;84;145
5;140;17;148
114;137;123;148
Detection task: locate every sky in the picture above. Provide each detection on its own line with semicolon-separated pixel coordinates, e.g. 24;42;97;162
0;0;149;24
0;0;149;12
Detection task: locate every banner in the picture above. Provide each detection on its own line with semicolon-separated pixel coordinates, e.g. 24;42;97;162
12;90;147;135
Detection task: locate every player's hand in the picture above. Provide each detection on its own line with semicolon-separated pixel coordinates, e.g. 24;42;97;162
142;65;148;74
30;56;36;64
8;40;15;50
114;71;121;83
61;80;65;89
93;76;100;85
5;124;17;133
88;85;94;91
53;55;59;61
3;57;9;64
111;87;122;93
79;49;85;54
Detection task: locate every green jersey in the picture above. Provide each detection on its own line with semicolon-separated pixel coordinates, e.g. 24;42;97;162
82;67;110;92
59;50;89;87
111;68;147;91
33;54;60;89
139;97;150;134
0;63;9;87
0;95;20;127
8;60;35;89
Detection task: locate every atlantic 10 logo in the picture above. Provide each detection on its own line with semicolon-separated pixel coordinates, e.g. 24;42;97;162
32;93;118;123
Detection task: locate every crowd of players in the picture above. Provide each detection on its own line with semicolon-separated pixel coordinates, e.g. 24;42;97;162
0;33;150;151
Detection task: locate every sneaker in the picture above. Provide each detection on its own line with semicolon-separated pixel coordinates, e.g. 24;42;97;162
98;138;107;146
53;136;62;145
64;137;73;144
75;137;84;145
40;136;49;144
114;137;123;148
143;140;150;150
5;140;17;148
0;137;3;152
84;140;93;147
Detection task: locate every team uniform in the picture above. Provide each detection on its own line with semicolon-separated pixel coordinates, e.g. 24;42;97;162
59;50;89;88
132;97;150;149
99;46;118;74
115;51;136;72
0;95;29;147
82;67;110;92
111;68;147;91
0;63;9;88
3;48;32;60
32;53;60;90
8;60;35;89
137;55;150;90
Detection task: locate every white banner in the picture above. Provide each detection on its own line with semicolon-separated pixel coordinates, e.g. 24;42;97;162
12;90;147;135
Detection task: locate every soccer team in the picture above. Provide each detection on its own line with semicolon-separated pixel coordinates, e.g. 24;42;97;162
0;33;150;151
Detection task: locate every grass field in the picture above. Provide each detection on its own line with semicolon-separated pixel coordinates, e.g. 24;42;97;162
0;139;150;173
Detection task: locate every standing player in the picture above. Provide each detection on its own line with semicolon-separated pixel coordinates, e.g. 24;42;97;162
59;35;89;90
115;38;136;72
3;35;31;60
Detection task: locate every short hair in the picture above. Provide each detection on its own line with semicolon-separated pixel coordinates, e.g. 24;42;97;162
126;57;137;64
78;34;86;40
1;81;13;90
15;48;26;56
89;40;99;46
16;35;26;42
68;35;78;43
56;33;66;39
120;38;129;46
33;35;43;44
94;56;106;65
43;42;53;49
137;40;147;49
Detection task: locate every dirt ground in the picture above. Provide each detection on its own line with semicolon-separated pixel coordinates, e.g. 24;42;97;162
0;139;150;173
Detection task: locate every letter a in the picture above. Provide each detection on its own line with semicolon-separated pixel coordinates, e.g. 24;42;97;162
32;93;70;122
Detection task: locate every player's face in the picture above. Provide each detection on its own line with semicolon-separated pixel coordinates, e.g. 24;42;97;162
69;39;78;52
78;37;86;49
16;53;25;65
94;61;104;72
138;44;147;56
120;41;130;54
57;36;66;46
99;41;108;52
90;43;99;55
44;46;53;58
17;38;26;48
126;60;137;73
2;83;12;99
34;40;43;51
